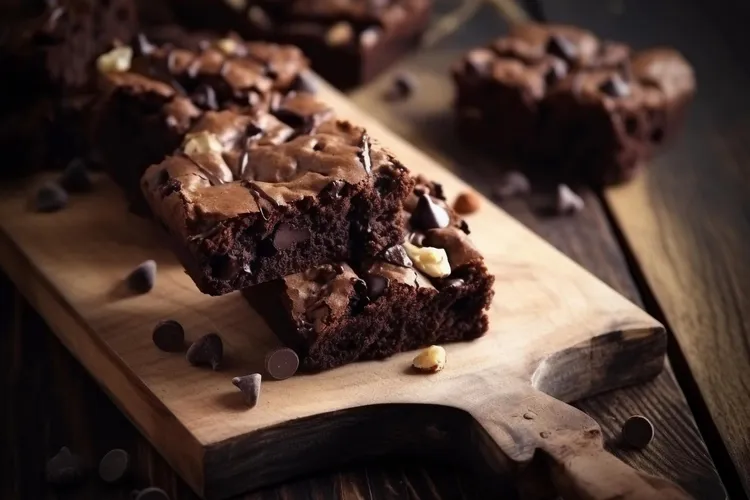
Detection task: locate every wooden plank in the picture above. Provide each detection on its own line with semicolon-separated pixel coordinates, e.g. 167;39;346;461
522;0;750;495
0;73;673;498
347;3;725;497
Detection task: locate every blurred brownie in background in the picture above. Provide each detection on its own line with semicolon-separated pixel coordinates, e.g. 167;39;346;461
0;0;138;177
451;23;694;186
158;0;432;89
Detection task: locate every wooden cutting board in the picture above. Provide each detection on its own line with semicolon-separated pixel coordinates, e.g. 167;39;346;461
0;78;690;500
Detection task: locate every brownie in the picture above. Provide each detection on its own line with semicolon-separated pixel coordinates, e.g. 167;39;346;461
141;111;415;295
451;23;629;161
93;34;309;212
0;0;138;176
243;177;494;372
167;0;432;89
451;23;695;185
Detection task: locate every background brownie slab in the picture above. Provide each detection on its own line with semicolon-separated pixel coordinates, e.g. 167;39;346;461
451;23;694;186
94;35;309;213
142;113;414;295
244;178;494;372
0;0;138;177
157;0;432;89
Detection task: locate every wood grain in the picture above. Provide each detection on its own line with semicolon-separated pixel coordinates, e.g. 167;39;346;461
0;75;672;498
528;0;750;494
347;3;725;497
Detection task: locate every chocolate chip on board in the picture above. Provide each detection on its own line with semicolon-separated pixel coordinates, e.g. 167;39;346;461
45;446;85;486
135;487;170;500
555;184;585;214
126;260;157;293
152;320;186;352
232;373;262;408
621;415;654;449
491;171;531;200
384;72;417;101
98;448;130;484
292;72;318;94
34;182;69;213
264;348;299;380
59;158;93;193
186;333;224;370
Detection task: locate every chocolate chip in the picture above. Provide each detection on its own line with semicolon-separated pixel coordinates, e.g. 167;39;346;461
360;27;380;48
46;446;84;486
407;232;425;247
555;184;585;214
358;132;372;174
134;32;155;56
135;487;170;500
126;260;157;293
264;348;299;380
621;415;654;449
98;449;130;484
273;223;310;250
364;272;389;300
186;333;223;370
599;73;630;98
410;193;450;230
385;72;416;101
193;84;218;110
152;320;185;352
492;170;531;200
59;158;92;193
292;73;317;94
34;182;68;212
326;179;345;199
444;278;465;289
382;245;412;267
459;219;471;235
232;373;261;408
546;34;577;64
544;59;567;86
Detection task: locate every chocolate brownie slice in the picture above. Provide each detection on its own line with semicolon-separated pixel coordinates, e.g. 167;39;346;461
244;177;494;372
141;112;415;295
168;0;432;89
93;34;310;212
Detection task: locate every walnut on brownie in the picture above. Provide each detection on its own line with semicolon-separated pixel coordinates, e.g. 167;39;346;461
243;176;494;372
93;33;311;213
164;0;432;89
451;23;695;186
141;108;415;295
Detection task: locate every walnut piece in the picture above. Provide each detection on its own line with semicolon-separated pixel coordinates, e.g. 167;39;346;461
412;345;446;373
403;242;451;278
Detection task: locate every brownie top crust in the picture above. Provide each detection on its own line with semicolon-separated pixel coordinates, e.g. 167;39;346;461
281;176;485;333
142;102;409;237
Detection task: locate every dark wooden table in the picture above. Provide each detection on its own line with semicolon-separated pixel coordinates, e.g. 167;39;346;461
2;0;747;499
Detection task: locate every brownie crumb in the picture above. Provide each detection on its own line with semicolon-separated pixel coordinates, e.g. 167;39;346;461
59;158;93;193
452;191;481;215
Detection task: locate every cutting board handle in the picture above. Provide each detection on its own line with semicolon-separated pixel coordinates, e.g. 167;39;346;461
448;381;694;499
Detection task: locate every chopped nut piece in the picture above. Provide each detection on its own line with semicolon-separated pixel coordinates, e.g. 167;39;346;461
412;345;446;373
216;37;238;56
183;131;224;157
97;46;133;73
403;242;451;278
326;22;354;46
453;191;481;215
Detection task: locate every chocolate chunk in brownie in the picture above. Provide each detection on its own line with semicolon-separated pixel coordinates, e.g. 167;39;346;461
243;176;494;371
164;0;432;89
141;109;415;295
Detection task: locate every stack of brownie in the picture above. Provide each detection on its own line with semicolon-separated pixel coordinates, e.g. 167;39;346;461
151;0;433;89
452;23;695;186
83;31;493;372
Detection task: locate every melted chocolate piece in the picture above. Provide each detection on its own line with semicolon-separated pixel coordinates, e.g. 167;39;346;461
364;272;389;300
